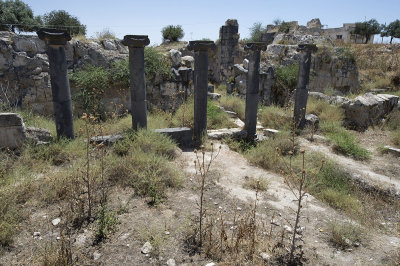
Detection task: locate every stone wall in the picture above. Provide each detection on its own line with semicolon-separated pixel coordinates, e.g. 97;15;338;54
0;31;192;116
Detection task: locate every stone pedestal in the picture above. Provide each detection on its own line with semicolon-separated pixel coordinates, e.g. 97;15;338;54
244;43;266;140
122;35;150;130
188;41;216;145
37;28;74;139
293;44;317;130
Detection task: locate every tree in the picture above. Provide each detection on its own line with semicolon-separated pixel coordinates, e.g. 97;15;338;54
352;19;381;44
42;10;86;36
0;0;42;32
248;22;265;42
278;21;292;33
385;20;400;44
161;25;184;42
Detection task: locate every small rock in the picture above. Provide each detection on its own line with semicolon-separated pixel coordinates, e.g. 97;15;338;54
243;59;249;70
93;251;101;260
353;242;360;247
207;92;221;100
214;202;218;205
166;258;176;266
141;241;153;254
51;218;61;226
33;232;41;238
165;231;170;235
236;207;242;211
283;225;293;233
296;226;305;235
344;238;352;246
260;252;271;262
205;263;216;266
271;221;280;227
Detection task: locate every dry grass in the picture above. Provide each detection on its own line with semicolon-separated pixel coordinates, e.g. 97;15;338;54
242;176;269;191
328;221;363;249
258;105;292;131
218;94;246;120
307;98;344;123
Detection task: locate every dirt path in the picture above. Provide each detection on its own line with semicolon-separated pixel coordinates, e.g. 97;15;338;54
180;143;400;265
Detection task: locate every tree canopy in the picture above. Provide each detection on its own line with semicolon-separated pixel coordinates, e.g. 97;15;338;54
0;0;42;32
161;25;184;42
43;10;86;36
352;19;381;44
248;22;265;42
382;20;400;44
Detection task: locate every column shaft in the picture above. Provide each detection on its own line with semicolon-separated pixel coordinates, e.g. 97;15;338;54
193;50;209;142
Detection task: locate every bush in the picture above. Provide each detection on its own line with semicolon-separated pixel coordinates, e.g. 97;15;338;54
144;47;173;84
107;151;182;204
109;58;130;87
274;63;299;93
161;25;184;42
328;221;363;249
307;98;344;123
70;65;109;116
248;22;265;42
43;10;86;36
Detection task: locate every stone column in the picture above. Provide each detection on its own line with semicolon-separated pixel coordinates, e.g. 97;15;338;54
293;43;318;130
188;41;216;144
244;43;266;140
37;28;74;139
122;35;150;130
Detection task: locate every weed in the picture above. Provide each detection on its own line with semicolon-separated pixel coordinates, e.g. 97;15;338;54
218;94;246;120
95;206;120;243
96;28;116;40
243;176;269;191
328;221;363;249
392;129;400;147
258;105;292;130
306;98;344;123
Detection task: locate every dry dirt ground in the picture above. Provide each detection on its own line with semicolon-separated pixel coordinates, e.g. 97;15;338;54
1;133;399;265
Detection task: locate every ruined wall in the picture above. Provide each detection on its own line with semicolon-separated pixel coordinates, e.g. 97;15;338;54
218;19;240;82
0;31;192;115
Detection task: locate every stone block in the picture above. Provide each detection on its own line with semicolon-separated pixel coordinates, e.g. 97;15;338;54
25;127;52;143
207;92;221;100
0;113;26;149
153;127;192;148
90;134;124;146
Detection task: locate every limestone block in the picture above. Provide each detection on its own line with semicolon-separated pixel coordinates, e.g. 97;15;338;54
0;113;26;149
181;56;194;68
102;39;117;51
169;49;182;68
13;52;29;67
153;127;192;148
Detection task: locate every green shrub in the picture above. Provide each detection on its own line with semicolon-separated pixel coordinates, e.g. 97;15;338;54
144;47;173;84
95;206;119;242
385;110;400;131
392;129;400;147
109;58;130;87
70;65;109;116
161;25;184;42
274;63;299;92
248;22;265;42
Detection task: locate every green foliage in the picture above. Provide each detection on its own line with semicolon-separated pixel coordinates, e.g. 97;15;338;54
70;65;109;116
381;20;400;44
306;98;344;123
392;129;400;147
0;0;42;32
42;10;86;36
95;206;119;242
279;21;292;33
161;25;184;42
322;124;371;160
248;22;265;42
352;19;381;44
0;188;19;247
109;58;130;87
274;63;299;92
144;47;173;84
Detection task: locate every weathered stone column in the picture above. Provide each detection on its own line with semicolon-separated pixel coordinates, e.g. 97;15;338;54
122;35;150;130
188;41;216;144
37;28;74;139
244;43;266;140
293;43;317;130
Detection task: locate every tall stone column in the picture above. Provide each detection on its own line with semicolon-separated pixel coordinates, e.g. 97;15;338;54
293;43;318;130
188;41;216;144
122;35;150;130
244;43;266;140
37;28;74;139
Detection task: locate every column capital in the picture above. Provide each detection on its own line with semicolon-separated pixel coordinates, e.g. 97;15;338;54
187;40;216;52
244;42;266;51
37;28;71;45
297;43;318;53
122;35;150;47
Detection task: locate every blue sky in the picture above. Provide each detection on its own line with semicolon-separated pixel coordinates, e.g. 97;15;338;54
24;0;400;45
